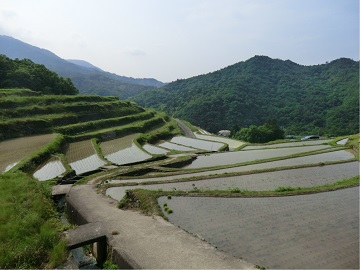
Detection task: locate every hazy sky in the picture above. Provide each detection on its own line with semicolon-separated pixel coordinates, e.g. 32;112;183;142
0;0;358;82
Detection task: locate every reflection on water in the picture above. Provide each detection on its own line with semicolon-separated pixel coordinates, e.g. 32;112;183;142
105;143;151;165
171;136;225;151
69;154;106;175
33;158;66;181
184;145;331;169
159;187;359;269
4;162;18;172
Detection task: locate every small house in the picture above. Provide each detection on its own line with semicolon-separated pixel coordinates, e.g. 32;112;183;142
218;130;231;137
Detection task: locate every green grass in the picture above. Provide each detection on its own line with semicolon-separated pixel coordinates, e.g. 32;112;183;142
0;171;67;269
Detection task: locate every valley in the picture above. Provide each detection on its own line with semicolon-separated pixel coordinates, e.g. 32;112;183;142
0;53;358;269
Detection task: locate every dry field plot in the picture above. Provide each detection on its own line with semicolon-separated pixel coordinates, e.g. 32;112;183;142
159;187;359;269
0;134;57;172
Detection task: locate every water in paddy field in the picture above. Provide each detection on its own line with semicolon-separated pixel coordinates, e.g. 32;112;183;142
170;136;225;151
104;143;152;165
33;157;66;181
158;187;359;269
184;144;331;169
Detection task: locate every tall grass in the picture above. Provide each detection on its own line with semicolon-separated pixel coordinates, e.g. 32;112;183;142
0;171;67;268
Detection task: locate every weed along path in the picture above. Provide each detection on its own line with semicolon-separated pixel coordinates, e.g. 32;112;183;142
158;187;359;269
65;182;256;269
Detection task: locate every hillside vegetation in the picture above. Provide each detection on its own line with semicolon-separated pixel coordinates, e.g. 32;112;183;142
0;67;179;268
0;35;164;99
0;54;78;95
132;56;359;136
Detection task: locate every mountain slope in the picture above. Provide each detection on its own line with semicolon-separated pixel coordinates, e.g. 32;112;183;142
132;55;359;136
0;35;165;98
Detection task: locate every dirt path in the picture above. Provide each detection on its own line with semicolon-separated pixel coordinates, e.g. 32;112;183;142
175;118;196;138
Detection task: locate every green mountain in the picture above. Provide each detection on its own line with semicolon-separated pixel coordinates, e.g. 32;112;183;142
0;35;165;99
131;55;359;136
0;54;78;95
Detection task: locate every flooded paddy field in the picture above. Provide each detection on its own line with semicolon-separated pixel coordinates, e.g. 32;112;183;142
66;140;106;175
0;133;57;172
157;141;196;152
105;162;359;201
100;134;139;156
143;144;169;155
105;143;152;165
108;149;354;185
243;139;331;150
195;133;245;150
184;144;331;169
158;187;359;269
100;134;152;165
170;136;225;151
33;157;66;181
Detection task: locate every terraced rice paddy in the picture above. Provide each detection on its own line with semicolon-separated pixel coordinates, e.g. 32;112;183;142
105;139;358;269
105;162;359;201
0;134;57;173
242;139;331;150
107;149;354;185
105;143;152;165
143;144;169;155
170;136;225;151
33;157;66;181
66;140;106;175
100;134;152;165
184;144;331;169
158;142;196;152
194;133;245;150
100;134;139;155
158;187;359;269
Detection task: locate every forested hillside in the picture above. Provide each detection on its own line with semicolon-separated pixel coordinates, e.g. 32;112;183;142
0;54;78;95
132;56;359;136
0;35;164;99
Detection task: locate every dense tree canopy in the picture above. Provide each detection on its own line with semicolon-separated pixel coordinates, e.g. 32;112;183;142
0;54;78;95
232;118;285;143
132;56;359;136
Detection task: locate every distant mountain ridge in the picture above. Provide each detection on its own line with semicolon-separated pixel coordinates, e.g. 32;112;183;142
67;59;103;71
0;35;165;99
131;55;359;136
